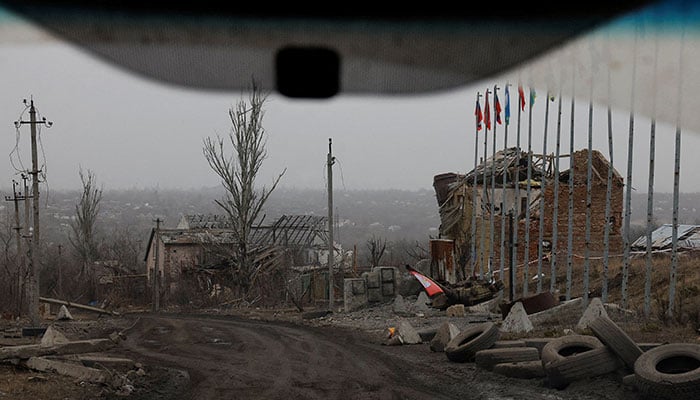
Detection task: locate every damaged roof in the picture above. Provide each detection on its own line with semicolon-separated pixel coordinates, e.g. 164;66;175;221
463;147;545;186
251;215;328;247
177;214;232;229
631;224;700;250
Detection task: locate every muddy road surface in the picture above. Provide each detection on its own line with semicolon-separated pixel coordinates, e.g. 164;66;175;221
112;313;633;400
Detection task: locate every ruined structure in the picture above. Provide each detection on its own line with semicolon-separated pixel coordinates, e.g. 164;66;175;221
433;147;624;281
144;214;348;303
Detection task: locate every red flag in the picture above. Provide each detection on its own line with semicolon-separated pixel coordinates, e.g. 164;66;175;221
475;97;483;131
484;91;491;130
495;91;502;125
518;85;525;111
406;267;445;298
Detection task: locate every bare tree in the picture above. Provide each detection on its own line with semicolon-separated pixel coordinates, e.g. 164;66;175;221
68;167;103;285
366;235;388;268
203;82;285;298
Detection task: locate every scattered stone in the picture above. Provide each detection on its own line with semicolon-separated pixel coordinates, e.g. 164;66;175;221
429;321;460;352
416;327;438;342
500;302;533;333
446;304;466;317
414;292;431;313
23;357;106;384
382;335;403;346
468;292;503;313
392;294;411;315
56;305;73;321
397;320;422;344
576;297;609;332
40;325;69;347
529;297;583;327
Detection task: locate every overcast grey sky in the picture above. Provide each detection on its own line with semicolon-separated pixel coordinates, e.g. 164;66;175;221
1;3;699;195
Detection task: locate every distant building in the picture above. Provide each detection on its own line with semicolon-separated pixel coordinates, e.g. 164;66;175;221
144;214;347;301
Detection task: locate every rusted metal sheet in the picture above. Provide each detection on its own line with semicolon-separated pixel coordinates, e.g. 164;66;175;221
430;239;456;284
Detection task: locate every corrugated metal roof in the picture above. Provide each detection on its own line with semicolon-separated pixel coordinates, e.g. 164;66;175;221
177;214;231;229
251;215;328;247
631;224;700;250
159;228;237;245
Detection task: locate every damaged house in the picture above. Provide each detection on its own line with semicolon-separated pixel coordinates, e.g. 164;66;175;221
144;214;347;303
433;147;624;281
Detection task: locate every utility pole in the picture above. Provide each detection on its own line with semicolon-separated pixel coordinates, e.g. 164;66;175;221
57;244;62;298
327;138;335;311
5;179;28;316
152;218;162;312
14;98;52;326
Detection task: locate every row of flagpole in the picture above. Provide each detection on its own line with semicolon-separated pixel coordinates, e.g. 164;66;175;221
469;67;683;318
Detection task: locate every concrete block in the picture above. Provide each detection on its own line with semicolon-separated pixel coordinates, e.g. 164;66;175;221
343;278;368;312
367;287;383;303
397;320;422;345
379;267;395;282
467;292;503;314
351;279;366;295
78;355;136;370
576;297;609;332
57;305;73;321
528;297;583;326
414;291;431;312
429;321;460;352
500;302;533;333
392;294;411;315
40;325;69;347
381;282;395;297
24;357;106;383
365;271;380;288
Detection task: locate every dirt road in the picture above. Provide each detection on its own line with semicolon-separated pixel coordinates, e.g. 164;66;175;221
109;313;636;400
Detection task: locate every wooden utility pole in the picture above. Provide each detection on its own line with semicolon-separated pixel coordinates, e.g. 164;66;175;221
5;179;28;316
14;98;52;326
327;138;335;311
152;218;162;312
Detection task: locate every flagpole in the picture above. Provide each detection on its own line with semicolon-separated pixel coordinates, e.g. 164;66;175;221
566;69;576;302
523;87;535;297
551;84;563;294
644;31;660;318
513;84;524;298
584;63;595;310
602;35;615;303
536;89;550;294
490;84;500;281
480;89;491;279
500;84;511;283
471;92;482;277
621;24;638;309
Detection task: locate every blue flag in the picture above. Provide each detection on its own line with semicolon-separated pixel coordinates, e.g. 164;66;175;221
505;85;511;125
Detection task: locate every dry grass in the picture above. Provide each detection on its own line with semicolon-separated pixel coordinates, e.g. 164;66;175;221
504;251;700;343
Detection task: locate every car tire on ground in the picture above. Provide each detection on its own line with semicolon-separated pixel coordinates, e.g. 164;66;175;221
544;346;623;389
474;347;540;371
589;315;643;370
444;322;500;363
540;334;604;367
492;360;546;379
633;343;700;400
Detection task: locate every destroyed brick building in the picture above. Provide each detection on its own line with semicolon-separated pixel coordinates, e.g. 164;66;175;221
433;147;624;279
